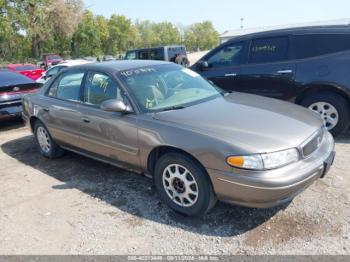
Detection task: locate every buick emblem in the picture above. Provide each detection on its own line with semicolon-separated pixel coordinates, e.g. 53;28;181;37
13;86;20;92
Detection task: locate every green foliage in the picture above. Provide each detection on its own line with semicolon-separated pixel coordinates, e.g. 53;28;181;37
134;20;181;48
184;21;220;52
0;1;220;63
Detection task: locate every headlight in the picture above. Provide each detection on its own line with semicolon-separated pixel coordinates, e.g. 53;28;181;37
227;148;299;170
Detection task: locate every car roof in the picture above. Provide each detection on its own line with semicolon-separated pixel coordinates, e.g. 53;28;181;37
54;60;93;67
126;45;185;52
0;70;35;87
227;25;350;42
8;64;35;67
70;60;173;72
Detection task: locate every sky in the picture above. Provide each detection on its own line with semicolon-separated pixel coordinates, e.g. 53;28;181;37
83;0;350;33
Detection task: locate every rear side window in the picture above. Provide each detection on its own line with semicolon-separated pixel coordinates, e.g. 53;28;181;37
126;51;136;60
149;48;165;60
168;47;185;62
138;51;149;60
48;71;84;102
248;37;289;64
293;34;350;59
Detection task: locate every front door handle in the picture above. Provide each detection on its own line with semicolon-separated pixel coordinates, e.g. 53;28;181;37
277;69;293;74
43;107;50;112
82;117;91;123
224;73;237;77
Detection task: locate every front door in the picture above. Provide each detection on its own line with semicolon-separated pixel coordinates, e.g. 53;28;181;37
192;41;246;91
78;71;140;168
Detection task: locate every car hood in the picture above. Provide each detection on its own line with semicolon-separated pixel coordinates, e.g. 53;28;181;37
152;93;323;153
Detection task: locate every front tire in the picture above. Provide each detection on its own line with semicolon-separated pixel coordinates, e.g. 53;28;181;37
154;153;216;217
34;121;64;159
300;92;350;136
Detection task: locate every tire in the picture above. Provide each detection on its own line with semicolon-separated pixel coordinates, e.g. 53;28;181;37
300;91;350;136
154;152;216;217
175;55;189;67
34;121;64;159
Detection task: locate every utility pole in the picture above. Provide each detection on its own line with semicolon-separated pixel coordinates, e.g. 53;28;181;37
240;17;244;29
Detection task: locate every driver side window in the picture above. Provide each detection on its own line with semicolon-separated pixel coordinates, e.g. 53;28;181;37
207;42;245;68
83;71;122;106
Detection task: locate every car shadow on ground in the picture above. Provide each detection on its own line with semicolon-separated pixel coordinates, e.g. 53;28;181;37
0;118;24;132
2;135;292;237
335;130;350;144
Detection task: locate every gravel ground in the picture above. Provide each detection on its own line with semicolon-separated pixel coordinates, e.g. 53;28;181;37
0;119;349;255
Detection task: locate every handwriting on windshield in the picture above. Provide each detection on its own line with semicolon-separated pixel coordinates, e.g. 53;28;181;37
120;68;156;77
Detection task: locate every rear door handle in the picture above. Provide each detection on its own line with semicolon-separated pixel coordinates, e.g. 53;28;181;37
277;69;293;74
224;73;237;77
82;117;91;123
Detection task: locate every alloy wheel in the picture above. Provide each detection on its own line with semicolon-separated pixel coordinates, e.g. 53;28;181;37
162;164;199;207
309;102;339;130
37;126;51;153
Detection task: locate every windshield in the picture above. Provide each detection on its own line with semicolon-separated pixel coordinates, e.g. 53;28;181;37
119;64;222;112
47;55;62;60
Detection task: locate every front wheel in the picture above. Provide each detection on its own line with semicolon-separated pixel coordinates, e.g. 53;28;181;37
154;153;216;217
300;92;350;136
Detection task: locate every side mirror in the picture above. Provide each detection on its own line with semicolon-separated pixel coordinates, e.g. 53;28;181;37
198;61;209;71
100;99;133;113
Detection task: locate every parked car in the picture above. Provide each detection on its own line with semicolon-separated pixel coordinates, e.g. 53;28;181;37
191;25;350;136
42;54;64;69
36;59;93;84
0;71;40;120
7;64;45;81
103;55;115;61
125;45;189;67
22;61;335;217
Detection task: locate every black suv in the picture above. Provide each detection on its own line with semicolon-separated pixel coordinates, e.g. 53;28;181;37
191;26;350;135
125;45;189;67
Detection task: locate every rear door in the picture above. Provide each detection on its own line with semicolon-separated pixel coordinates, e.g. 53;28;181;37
78;71;140;168
41;70;85;147
239;36;297;99
193;41;247;91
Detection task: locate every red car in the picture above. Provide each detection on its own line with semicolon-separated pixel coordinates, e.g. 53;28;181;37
7;64;45;81
42;54;64;69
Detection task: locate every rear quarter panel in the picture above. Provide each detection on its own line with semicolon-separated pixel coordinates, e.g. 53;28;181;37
293;51;350;99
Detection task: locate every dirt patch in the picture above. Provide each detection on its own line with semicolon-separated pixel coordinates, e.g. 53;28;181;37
244;212;342;248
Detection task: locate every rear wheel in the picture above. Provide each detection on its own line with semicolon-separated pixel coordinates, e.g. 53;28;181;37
300;92;350;136
34;121;64;159
175;55;189;67
154;153;216;217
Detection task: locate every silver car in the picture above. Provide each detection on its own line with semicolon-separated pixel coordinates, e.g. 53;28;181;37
22;61;335;217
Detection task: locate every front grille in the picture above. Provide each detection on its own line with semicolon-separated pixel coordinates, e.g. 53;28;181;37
301;128;324;158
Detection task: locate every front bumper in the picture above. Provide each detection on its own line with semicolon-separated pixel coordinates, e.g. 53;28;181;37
207;131;335;208
0;104;22;120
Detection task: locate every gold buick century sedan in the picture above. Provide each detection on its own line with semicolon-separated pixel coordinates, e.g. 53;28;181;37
22;60;335;217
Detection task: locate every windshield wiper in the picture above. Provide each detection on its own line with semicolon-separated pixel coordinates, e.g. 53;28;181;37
160;105;186;112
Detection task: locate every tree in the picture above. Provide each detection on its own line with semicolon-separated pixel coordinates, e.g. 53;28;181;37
72;10;101;57
107;14;136;55
153;22;181;46
96;15;110;54
184;21;219;52
0;0;83;60
134;20;181;48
